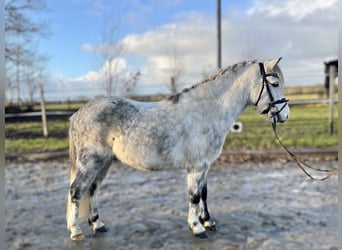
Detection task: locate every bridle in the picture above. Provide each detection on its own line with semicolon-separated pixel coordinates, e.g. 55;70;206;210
255;62;288;119
255;62;336;180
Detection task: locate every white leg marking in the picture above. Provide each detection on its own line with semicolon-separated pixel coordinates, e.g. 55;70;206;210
68;201;85;240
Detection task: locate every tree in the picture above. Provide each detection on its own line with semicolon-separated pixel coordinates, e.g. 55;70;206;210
23;51;49;104
90;21;140;97
96;22;126;96
160;48;186;95
122;70;141;97
5;0;49;105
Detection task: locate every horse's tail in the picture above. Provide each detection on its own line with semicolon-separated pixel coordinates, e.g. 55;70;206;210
67;133;91;231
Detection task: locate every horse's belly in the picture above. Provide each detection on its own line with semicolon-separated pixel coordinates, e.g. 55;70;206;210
112;140;178;171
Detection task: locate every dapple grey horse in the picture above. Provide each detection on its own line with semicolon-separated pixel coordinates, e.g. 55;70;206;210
67;58;289;240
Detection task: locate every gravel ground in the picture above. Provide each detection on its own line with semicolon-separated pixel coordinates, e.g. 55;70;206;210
5;159;338;250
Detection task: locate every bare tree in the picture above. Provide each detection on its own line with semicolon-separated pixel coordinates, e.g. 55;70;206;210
123;70;141;97
160;48;186;95
95;21;126;96
91;21;141;97
23;51;49;104
5;0;49;105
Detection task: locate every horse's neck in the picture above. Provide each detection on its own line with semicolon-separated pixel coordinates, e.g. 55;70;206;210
220;74;251;121
185;70;252;130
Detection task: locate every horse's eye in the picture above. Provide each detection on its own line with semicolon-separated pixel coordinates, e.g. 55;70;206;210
270;82;279;87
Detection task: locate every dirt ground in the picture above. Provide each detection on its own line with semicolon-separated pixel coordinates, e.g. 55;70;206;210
5;159;338;250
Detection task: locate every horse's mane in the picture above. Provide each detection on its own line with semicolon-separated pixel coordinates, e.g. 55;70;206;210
168;59;258;104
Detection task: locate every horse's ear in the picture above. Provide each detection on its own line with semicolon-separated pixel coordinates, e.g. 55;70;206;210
265;57;282;71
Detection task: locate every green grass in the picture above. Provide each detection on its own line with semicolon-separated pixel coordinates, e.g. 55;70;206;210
5;120;69;153
225;103;338;150
5;138;69;152
5;103;338;153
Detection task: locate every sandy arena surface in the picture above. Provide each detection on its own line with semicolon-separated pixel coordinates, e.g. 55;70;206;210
5;159;338;250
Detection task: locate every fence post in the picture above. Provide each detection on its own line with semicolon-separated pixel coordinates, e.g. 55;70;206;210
39;84;48;137
328;65;336;135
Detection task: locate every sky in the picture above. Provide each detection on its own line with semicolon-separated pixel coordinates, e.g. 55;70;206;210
35;0;338;100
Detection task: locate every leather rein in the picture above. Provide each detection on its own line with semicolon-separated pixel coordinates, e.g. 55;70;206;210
257;62;337;181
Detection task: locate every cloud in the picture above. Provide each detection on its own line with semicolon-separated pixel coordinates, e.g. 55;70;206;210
72;57;128;82
81;42;125;57
120;11;217;88
247;0;338;21
80;43;95;53
121;3;337;88
74;0;337;98
46;57;131;100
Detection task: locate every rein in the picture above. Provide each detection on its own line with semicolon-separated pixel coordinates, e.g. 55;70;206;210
271;120;337;180
257;62;337;180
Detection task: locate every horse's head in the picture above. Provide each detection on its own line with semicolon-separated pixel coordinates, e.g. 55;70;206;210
253;58;290;123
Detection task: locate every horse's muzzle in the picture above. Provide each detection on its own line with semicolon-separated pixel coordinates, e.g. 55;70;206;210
268;104;289;123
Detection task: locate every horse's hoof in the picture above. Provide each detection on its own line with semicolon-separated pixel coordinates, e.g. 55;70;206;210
205;224;217;231
194;231;208;239
71;233;85;241
93;226;108;234
204;221;217;231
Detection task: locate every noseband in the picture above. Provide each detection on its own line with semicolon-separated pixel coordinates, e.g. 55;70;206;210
255;62;288;117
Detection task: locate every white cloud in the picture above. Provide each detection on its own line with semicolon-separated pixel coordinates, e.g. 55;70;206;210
120;12;217;89
72;0;337;98
247;0;338;21
80;43;94;53
72;57;128;82
121;4;337;88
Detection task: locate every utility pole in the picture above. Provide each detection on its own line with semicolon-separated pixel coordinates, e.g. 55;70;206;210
217;0;222;70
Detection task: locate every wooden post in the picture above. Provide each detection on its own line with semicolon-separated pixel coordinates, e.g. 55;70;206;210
328;65;336;135
39;84;48;137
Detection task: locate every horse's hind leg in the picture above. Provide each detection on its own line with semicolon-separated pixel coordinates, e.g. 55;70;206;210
67;193;83;240
67;150;112;240
88;162;111;235
68;169;95;240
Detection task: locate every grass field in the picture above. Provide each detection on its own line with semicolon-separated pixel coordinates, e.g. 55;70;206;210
5;102;338;153
227;103;338;150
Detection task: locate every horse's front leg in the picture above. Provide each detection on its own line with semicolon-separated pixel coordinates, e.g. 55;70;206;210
199;183;217;231
187;169;208;238
88;164;111;235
